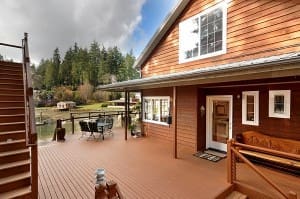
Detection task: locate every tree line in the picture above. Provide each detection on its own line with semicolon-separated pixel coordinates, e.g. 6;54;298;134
31;41;139;106
33;41;139;90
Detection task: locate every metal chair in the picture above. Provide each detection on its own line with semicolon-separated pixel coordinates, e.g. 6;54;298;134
79;120;90;139
89;121;104;140
105;117;114;136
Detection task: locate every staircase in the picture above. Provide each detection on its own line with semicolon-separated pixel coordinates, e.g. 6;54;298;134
0;34;38;198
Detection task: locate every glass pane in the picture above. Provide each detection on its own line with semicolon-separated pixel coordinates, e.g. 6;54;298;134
201;36;208;45
215;31;222;41
215;40;222;51
201;14;207;25
208;42;214;53
201;25;208;37
200;45;207;55
274;95;284;113
208;12;214;23
214;20;222;32
208;23;214;34
212;100;229;144
208;33;214;43
153;99;160;121
214;8;223;20
160;99;169;122
246;95;255;121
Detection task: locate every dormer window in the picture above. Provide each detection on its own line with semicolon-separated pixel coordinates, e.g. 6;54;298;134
179;2;227;63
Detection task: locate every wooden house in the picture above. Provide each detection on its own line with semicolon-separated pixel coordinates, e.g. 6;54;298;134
99;0;300;157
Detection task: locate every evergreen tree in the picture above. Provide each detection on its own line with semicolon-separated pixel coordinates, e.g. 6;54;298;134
59;48;73;86
88;41;101;87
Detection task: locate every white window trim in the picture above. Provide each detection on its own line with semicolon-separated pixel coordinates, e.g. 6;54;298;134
143;96;170;126
242;91;259;126
269;90;291;119
179;1;227;64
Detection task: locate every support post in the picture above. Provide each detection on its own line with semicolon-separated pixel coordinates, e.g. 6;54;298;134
124;91;128;140
71;114;75;134
227;139;232;183
173;86;177;159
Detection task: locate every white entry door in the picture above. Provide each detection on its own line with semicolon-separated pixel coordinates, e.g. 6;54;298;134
206;95;233;152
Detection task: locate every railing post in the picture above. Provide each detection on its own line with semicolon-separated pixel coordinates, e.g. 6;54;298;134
227;139;236;183
288;191;297;199
71;115;75;134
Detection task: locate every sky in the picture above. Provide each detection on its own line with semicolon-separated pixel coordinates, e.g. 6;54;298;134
0;0;179;64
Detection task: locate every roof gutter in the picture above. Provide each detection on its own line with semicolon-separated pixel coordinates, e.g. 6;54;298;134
97;52;300;91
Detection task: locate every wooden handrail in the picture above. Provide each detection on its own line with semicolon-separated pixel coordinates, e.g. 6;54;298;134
234;142;300;161
227;139;297;199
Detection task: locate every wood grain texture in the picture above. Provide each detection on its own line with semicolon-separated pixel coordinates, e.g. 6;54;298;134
141;0;300;77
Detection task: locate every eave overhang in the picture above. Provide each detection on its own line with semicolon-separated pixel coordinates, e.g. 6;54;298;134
133;0;190;69
97;52;300;92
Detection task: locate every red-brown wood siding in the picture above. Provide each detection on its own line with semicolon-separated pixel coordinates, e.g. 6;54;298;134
177;86;198;151
142;86;198;151
204;82;300;141
141;0;300;77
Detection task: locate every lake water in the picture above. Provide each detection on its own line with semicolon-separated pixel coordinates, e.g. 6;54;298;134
36;115;124;142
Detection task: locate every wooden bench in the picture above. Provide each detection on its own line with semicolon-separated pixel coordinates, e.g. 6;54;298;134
236;131;300;175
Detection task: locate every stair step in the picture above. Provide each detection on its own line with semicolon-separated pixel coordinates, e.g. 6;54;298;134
0;130;26;142
0;172;31;193
0;186;31;199
226;191;247;199
0;139;26;152
0;148;29;163
0;122;25;132
0;101;24;108
0;88;24;95
0;78;23;84
0;160;30;178
0;83;24;90
0;114;25;123
0;94;24;101
0;61;23;68
0;107;25;116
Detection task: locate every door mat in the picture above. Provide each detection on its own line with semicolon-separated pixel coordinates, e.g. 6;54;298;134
193;151;224;162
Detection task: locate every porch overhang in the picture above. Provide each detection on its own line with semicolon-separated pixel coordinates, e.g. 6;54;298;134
97;52;300;92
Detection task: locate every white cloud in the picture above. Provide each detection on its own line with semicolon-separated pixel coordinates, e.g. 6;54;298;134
0;0;146;64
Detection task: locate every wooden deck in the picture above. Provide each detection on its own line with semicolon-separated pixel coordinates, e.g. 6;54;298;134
38;128;300;199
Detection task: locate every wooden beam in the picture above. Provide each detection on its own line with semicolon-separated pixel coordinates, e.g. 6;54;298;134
173;86;178;159
124;91;128;140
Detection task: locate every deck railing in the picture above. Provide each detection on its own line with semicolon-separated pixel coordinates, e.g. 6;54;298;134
67;110;140;134
227;139;298;199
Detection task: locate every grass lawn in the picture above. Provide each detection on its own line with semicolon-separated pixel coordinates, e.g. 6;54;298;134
76;103;102;110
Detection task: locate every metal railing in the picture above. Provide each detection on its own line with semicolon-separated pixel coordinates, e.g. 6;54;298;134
227;139;298;199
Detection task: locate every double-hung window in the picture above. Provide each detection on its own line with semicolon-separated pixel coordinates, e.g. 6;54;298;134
143;97;170;125
179;2;227;63
242;91;259;126
269;90;291;119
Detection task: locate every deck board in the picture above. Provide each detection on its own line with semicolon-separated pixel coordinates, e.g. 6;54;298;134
38;127;300;198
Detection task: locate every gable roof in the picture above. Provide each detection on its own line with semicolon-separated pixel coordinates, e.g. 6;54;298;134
133;0;190;69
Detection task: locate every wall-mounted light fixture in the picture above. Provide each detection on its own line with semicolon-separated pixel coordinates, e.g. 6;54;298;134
237;94;241;99
200;105;205;117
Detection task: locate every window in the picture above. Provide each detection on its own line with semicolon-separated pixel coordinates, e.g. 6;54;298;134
179;2;227;63
269;90;291;119
143;97;170;125
242;91;259;126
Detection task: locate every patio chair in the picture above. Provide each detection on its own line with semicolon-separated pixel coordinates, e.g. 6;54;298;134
89;121;104;140
79;120;90;139
105;117;114;136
